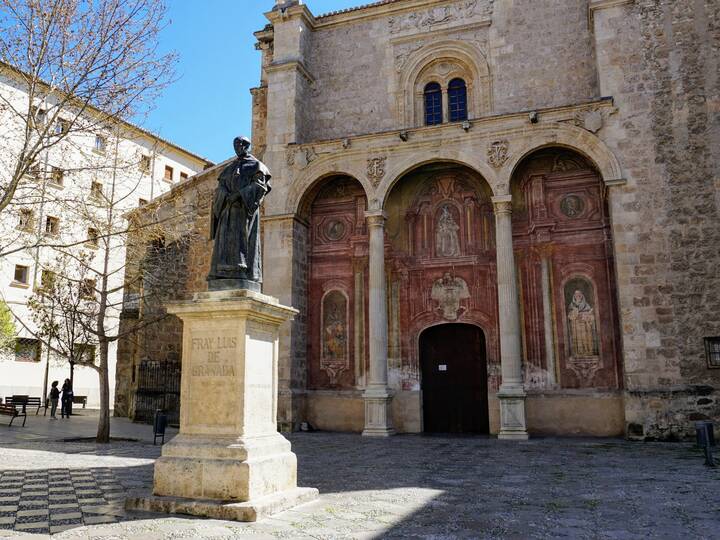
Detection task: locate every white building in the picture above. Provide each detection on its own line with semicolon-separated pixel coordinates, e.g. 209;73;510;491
0;65;212;408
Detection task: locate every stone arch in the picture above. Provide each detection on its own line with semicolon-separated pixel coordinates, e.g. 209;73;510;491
378;153;498;210
499;124;624;194
287;157;372;216
399;40;492;128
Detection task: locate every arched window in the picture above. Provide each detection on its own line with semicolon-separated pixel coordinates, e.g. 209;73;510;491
424;82;442;126
448;78;468;122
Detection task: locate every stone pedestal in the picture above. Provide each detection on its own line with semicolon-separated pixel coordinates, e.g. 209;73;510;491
126;289;318;522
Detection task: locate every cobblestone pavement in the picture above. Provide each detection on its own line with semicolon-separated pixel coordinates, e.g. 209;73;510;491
0;421;719;539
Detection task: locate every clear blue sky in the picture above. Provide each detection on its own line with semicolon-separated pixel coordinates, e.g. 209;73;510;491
145;0;363;163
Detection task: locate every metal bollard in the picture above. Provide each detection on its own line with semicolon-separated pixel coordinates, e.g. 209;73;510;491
695;421;716;467
153;409;168;446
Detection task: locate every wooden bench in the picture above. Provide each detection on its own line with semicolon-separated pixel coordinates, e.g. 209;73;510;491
0;403;26;427
72;395;88;408
5;396;42;415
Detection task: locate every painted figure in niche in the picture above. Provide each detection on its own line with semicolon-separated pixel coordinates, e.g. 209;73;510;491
436;206;460;257
431;273;470;321
566;287;599;358
321;291;349;385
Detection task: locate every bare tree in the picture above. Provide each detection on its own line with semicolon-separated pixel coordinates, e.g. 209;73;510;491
22;131;199;442
0;0;176;221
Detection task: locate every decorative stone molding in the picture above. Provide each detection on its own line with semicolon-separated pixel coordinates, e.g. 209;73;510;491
388;0;493;35
491;195;512;216
488;140;509;169
367;157;387;187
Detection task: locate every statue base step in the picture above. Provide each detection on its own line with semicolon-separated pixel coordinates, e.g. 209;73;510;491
126;487;319;522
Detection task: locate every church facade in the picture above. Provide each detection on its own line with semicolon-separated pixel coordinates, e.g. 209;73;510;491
115;0;720;440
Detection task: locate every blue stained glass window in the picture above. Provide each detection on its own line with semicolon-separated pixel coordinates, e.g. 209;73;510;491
448;78;468;122
424;82;442;126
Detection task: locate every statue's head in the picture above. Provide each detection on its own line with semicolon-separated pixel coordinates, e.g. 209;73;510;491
233;136;251;157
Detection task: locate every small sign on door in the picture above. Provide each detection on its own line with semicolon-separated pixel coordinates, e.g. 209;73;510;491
438;364;447;372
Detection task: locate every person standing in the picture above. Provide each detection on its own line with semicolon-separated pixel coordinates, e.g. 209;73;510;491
61;379;73;418
49;381;60;419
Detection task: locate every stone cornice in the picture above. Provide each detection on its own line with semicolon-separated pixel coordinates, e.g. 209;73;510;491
266;60;315;84
288;98;616;156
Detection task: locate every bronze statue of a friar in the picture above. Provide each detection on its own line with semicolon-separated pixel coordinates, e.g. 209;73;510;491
207;137;271;292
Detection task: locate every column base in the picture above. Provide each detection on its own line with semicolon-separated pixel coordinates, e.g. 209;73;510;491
497;386;529;440
126;487;319;523
362;390;395;437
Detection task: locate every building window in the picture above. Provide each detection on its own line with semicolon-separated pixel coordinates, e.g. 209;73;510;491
180;171;189;182
80;279;96;299
94;134;107;154
40;269;56;291
13;265;29;285
705;337;720;368
140;155;151;173
50;167;64;187
31;106;47;128
164;165;174;182
87;227;99;247
424;82;443;126
448;78;468;122
55;119;70;135
138;198;148;206
15;338;41;363
18;208;34;231
45;216;59;236
90;181;103;199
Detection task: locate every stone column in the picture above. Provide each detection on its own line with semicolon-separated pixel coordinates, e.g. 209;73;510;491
362;211;395;436
492;195;529;440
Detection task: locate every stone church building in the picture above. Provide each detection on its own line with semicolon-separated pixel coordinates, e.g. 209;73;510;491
115;0;720;440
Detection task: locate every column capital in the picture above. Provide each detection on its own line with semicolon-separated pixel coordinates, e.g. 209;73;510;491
491;195;513;215
364;210;387;227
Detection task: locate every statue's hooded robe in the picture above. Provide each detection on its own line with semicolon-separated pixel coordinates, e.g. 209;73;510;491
208;153;271;283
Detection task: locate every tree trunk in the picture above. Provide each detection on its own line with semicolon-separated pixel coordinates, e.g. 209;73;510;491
96;339;111;443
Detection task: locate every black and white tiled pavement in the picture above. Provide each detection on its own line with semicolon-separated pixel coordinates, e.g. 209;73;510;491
0;467;134;535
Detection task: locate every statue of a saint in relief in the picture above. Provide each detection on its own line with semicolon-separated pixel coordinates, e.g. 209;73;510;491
436;206;461;257
207;137;271;292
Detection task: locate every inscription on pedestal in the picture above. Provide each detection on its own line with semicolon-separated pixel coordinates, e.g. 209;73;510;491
186;331;239;430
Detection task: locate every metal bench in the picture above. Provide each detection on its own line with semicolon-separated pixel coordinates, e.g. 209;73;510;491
0;403;26;427
72;395;88;408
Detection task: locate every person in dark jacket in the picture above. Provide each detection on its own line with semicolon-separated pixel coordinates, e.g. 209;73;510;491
49;381;60;419
61;379;73;418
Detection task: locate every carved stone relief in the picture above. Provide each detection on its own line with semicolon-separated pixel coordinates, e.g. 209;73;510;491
388;0;493;35
367;157;387;187
431;273;470;321
488;140;509;168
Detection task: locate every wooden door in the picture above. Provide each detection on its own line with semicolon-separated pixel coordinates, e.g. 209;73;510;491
420;324;489;433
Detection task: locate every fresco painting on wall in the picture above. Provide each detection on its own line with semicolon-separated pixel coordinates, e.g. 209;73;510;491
564;277;601;381
435;206;461;257
321;290;349;386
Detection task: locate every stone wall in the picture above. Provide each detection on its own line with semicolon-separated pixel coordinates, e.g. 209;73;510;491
593;0;720;439
299;0;599;141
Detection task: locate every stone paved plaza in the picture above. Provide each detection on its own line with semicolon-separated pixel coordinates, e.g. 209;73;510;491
0;413;718;539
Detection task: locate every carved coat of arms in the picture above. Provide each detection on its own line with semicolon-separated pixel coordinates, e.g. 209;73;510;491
367;157;387;187
431;273;470;321
488;140;509;168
